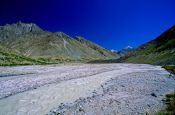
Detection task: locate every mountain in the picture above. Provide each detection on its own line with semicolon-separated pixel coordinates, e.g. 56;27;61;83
118;46;134;56
75;36;117;58
111;49;118;53
0;22;118;65
121;25;175;65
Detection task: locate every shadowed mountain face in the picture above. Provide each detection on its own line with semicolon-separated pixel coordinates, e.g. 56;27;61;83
75;36;117;58
122;25;175;65
0;22;118;63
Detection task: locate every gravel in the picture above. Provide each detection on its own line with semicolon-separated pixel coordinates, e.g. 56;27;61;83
0;64;174;115
0;64;119;99
48;67;175;115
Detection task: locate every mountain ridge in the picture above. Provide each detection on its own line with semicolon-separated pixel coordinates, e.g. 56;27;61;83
0;22;118;65
121;24;175;65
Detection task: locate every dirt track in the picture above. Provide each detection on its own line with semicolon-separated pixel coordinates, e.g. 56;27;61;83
0;64;174;115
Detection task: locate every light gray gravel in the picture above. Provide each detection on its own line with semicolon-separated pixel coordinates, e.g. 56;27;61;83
0;64;119;99
48;66;175;115
0;64;174;115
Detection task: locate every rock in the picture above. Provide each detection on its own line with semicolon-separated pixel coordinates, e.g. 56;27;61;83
79;107;84;112
151;93;157;97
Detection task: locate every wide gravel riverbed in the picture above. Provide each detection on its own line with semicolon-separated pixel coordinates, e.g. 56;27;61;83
0;64;174;115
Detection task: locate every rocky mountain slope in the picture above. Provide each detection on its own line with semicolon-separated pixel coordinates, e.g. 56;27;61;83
0;22;118;65
121;25;175;65
75;36;116;58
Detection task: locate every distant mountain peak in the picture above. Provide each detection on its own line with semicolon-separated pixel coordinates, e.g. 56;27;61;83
125;45;133;49
111;49;118;53
118;45;134;56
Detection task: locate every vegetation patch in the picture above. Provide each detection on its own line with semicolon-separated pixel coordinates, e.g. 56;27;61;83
156;65;175;115
157;93;175;115
0;50;57;66
163;65;175;74
123;49;175;65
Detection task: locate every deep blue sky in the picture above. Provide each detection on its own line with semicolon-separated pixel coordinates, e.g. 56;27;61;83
0;0;175;50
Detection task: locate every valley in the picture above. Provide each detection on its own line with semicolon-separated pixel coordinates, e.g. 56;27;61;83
0;22;175;115
0;0;175;113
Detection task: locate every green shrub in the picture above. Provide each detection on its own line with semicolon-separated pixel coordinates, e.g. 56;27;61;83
163;65;175;74
156;93;175;115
